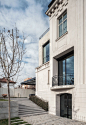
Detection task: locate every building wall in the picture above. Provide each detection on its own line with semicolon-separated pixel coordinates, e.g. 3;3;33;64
36;62;50;101
0;88;14;97
0;101;18;119
0;88;35;98
36;30;50;101
39;31;50;66
14;88;35;98
49;0;86;122
36;0;86;122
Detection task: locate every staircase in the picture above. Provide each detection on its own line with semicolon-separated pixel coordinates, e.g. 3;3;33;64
18;99;48;117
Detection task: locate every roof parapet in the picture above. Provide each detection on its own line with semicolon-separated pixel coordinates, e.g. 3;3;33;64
39;28;50;40
45;0;64;17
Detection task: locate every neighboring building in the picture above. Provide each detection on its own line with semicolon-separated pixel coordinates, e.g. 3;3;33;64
36;0;86;122
21;77;36;90
23;78;32;89
0;78;16;88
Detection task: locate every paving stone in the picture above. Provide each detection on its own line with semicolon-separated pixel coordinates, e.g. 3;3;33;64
21;114;86;125
10;98;86;125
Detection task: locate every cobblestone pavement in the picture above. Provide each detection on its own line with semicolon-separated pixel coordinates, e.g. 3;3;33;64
21;114;86;125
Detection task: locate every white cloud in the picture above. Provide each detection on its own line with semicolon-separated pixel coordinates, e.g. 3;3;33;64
0;0;50;85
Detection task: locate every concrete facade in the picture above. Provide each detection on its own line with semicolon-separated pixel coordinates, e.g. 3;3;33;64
0;101;18;119
0;88;35;98
0;88;14;97
36;0;86;122
14;88;35;97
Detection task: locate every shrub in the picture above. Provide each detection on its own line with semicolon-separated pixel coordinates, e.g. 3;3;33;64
2;94;7;98
29;96;48;111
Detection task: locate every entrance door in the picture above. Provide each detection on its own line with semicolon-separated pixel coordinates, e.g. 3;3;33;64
60;94;72;119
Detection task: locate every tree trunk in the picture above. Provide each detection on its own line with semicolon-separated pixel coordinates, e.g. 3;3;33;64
7;80;11;125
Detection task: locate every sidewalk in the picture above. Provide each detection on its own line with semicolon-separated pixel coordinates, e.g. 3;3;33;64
21;114;86;125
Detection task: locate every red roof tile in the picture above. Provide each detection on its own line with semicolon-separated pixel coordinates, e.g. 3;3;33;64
0;78;16;84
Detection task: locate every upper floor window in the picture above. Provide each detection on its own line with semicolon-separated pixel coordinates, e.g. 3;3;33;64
58;53;74;86
43;41;50;64
58;11;67;37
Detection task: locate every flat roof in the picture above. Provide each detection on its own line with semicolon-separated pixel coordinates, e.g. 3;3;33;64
21;77;36;85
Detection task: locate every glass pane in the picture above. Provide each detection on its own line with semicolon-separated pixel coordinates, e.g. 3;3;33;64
59;17;62;24
63;13;67;21
63;19;67;34
59;60;65;85
60;94;67;118
59;24;62;37
68;94;72;119
46;43;49;62
43;46;46;63
60;94;72;119
66;56;74;85
43;43;50;63
63;60;65;85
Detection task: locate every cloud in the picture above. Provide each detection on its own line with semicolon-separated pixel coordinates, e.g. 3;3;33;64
0;0;51;85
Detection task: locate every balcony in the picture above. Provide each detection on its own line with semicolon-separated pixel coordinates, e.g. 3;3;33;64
51;74;74;90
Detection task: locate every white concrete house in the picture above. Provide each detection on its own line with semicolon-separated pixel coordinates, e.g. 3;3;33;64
36;0;86;122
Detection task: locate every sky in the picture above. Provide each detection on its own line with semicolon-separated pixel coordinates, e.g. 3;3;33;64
0;0;51;85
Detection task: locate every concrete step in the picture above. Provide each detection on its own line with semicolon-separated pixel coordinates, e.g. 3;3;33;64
19;107;45;111
19;109;45;113
18;111;46;115
19;112;47;116
18;109;46;112
19;104;43;109
18;99;47;117
19;112;47;117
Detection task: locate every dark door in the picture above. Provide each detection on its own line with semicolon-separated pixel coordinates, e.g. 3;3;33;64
60;94;72;119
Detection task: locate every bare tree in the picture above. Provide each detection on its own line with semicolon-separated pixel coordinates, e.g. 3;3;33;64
0;27;25;125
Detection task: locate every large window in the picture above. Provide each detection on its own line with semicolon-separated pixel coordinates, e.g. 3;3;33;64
58;53;74;86
58;11;67;37
43;41;50;64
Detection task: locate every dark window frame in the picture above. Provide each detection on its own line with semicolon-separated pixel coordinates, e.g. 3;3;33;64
58;51;74;86
60;93;72;119
43;41;50;64
58;10;67;37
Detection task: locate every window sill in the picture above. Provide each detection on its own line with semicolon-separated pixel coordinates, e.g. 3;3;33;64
50;85;75;91
36;61;50;72
55;31;68;42
43;61;50;65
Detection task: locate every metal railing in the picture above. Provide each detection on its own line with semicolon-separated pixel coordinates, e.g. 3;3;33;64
39;28;50;40
52;74;74;86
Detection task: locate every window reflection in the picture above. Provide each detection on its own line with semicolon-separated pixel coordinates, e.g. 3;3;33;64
58;11;67;37
58;54;74;85
43;42;50;64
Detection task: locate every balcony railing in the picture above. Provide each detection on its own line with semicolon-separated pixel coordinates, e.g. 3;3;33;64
52;74;74;87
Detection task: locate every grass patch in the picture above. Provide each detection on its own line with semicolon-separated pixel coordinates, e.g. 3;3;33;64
0;119;8;125
12;121;27;125
0;117;31;125
11;117;20;120
0;99;8;101
11;119;23;123
10;97;27;98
